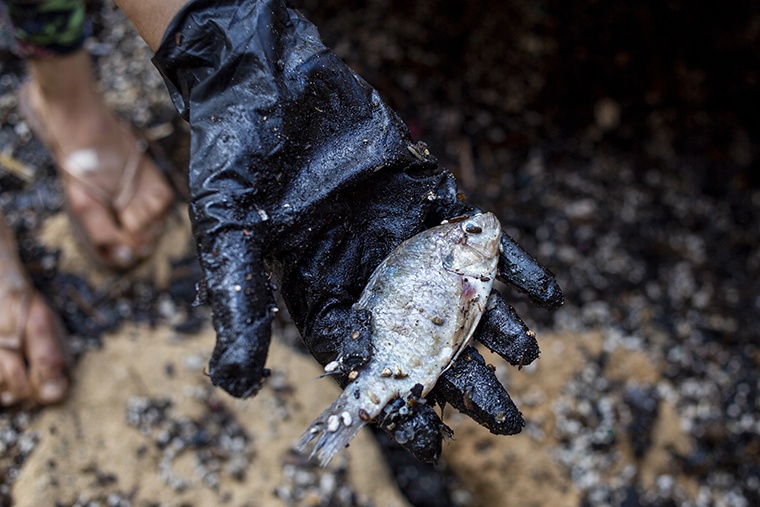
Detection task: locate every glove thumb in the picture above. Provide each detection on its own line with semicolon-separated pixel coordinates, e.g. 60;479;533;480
192;200;276;398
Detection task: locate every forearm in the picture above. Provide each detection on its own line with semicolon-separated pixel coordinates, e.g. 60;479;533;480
113;0;189;51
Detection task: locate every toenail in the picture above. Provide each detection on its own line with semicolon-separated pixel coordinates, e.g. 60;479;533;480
39;381;66;403
1;392;16;406
112;246;135;266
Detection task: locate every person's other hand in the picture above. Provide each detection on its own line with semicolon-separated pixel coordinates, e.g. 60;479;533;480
152;0;562;462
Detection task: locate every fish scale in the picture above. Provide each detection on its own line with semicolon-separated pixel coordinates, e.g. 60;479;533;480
297;212;502;466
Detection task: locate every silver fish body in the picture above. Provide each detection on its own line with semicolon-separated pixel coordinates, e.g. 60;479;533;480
297;212;502;465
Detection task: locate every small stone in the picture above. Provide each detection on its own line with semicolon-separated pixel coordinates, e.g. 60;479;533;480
326;415;340;433
594;98;621;131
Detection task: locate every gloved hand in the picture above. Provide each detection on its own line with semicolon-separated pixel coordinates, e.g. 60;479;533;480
152;0;563;463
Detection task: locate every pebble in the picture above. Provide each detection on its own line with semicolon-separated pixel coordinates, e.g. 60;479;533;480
327;415;341;433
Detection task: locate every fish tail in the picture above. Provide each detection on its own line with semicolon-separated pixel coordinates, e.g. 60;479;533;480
296;390;368;467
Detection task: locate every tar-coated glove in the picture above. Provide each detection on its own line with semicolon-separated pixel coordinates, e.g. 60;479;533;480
152;0;563;463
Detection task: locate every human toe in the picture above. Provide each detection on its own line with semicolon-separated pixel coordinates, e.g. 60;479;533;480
0;349;33;406
68;185;137;269
119;158;173;256
25;295;69;404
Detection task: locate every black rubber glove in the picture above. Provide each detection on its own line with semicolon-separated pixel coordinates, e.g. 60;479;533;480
152;0;563;463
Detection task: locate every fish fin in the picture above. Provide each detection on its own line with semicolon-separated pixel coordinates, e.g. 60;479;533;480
296;391;367;467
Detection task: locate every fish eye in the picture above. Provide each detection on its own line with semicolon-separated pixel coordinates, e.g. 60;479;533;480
464;223;482;234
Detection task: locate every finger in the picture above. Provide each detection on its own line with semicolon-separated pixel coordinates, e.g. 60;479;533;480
430;173;563;310
304;306;374;381
430;172;477;223
498;232;564;310
475;290;540;368
376;397;446;464
206;270;275;398
435;346;524;435
197;224;275;398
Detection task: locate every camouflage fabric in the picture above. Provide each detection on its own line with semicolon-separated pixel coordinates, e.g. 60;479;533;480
2;0;89;58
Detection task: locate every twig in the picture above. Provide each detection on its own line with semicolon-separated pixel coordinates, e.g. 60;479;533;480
0;151;36;183
65;285;109;326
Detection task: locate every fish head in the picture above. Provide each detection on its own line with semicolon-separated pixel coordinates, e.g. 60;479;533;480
458;212;501;258
441;213;501;276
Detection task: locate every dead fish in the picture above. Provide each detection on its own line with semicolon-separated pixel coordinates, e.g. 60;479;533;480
297;212;502;465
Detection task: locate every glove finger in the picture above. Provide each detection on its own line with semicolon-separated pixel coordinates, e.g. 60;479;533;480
430;172;476;224
475;290;540;368
435;346;524;435
431;175;563;310
207;266;274;397
376;397;446;464
498;232;563;310
193;214;276;398
305;305;374;380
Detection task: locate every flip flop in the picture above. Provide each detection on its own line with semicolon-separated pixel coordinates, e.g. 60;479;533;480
17;83;168;270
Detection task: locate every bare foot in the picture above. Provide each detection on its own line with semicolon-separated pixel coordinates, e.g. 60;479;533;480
0;216;68;407
23;51;173;269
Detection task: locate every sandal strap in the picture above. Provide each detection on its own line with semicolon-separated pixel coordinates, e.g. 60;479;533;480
60;137;148;213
